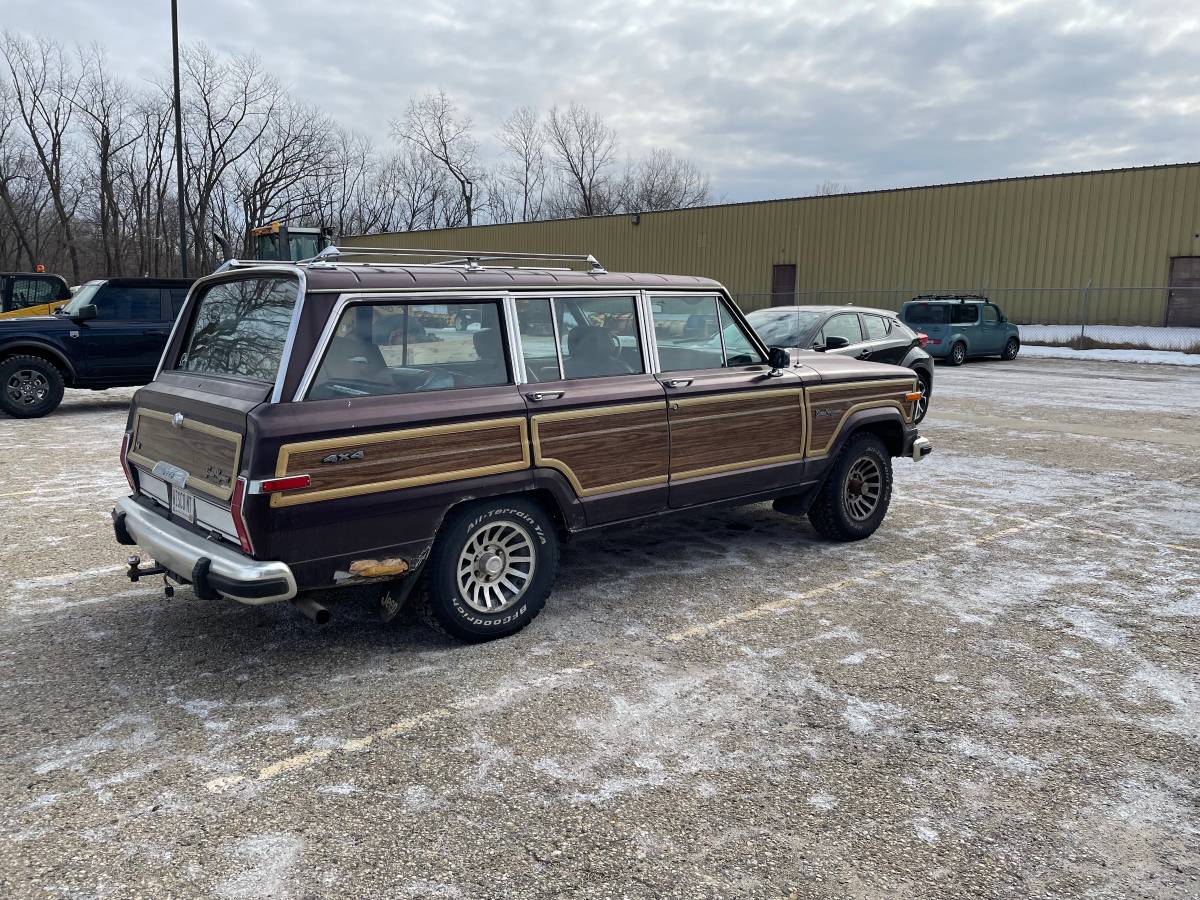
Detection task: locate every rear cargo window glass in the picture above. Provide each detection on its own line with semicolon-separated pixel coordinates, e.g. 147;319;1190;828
903;304;947;325
307;301;509;400
176;277;298;381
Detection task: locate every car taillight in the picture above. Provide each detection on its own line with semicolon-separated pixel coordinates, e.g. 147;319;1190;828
926;337;942;346
119;431;137;491
916;332;929;348
230;476;255;556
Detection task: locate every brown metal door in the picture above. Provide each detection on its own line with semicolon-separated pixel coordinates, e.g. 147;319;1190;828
1167;257;1200;327
771;264;797;306
651;294;806;508
516;295;669;525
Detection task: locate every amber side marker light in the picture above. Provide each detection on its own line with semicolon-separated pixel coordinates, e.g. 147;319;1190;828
905;391;923;402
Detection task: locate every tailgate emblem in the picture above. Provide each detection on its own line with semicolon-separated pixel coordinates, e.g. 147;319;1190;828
321;450;365;464
171;412;185;428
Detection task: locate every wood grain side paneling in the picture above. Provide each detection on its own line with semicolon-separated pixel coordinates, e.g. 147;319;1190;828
669;389;805;480
273;417;529;507
806;378;916;456
128;409;242;502
532;402;668;497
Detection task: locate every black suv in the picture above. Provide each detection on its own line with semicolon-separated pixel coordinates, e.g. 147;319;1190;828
746;305;935;422
0;277;193;418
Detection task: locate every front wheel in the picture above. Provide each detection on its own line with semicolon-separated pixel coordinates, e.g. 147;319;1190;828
1001;337;1020;360
420;497;559;642
808;433;893;541
0;355;65;419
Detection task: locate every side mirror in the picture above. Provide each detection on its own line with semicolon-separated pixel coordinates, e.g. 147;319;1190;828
72;304;98;321
822;335;850;351
768;346;791;370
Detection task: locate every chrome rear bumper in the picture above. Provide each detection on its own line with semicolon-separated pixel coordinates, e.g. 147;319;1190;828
113;497;296;604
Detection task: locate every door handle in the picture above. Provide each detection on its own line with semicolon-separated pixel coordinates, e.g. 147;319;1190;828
662;378;693;388
524;391;564;402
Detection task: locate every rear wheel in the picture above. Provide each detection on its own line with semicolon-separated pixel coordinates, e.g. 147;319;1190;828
420;497;558;642
0;355;65;419
948;342;967;366
808;433;893;541
1001;337;1020;360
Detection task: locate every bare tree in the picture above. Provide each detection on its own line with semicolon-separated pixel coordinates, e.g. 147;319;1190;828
1;32;83;281
814;180;848;196
619;148;711;212
494;105;546;222
544;104;618;217
393;91;482;226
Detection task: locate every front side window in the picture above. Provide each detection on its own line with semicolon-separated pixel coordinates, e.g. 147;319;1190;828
91;285;162;320
177;277;298;382
308;301;509;399
820;313;863;346
653;295;762;372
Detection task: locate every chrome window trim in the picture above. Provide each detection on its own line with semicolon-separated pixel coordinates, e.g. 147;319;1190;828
292;291;519;401
547;299;566;380
510;290;651;381
501;294;527;385
636;291;661;373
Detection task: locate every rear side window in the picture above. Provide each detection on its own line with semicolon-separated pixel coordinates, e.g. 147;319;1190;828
307;301;509;399
177;277;298;382
863;315;890;340
902;303;947;325
10;277;60;309
950;304;979;324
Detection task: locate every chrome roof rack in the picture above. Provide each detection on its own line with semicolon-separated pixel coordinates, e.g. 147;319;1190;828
307;245;607;274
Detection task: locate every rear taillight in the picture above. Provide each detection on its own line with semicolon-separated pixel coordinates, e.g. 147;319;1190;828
926;337;942;346
119;431;137;491
230;476;255;556
916;332;929;348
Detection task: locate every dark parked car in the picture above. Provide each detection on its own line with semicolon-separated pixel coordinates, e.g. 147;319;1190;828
745;305;934;422
112;248;932;643
899;295;1021;365
0;277;193;418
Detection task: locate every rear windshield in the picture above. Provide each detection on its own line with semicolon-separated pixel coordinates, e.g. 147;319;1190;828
902;303;948;324
175;276;298;382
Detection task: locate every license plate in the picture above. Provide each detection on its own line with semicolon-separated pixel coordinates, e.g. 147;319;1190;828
170;487;195;523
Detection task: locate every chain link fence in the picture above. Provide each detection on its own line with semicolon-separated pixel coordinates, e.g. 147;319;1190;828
732;286;1200;352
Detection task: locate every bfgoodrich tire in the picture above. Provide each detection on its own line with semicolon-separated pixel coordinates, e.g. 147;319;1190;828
421;497;559;642
808;433;893;541
0;355;65;419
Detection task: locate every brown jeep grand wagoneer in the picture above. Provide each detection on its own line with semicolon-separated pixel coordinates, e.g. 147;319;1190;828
113;247;932;641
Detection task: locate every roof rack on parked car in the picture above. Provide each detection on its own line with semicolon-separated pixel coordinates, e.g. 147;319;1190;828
910;293;989;303
304;245;608;274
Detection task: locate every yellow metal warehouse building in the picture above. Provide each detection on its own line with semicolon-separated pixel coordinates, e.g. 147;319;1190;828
344;162;1200;327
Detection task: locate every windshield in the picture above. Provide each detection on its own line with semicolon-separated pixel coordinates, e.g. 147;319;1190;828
744;309;824;346
57;281;103;315
175;276;299;382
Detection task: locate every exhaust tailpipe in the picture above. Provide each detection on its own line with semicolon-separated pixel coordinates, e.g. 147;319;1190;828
292;596;330;625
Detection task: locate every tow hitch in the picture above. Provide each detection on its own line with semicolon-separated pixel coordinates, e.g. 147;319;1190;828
126;555;177;598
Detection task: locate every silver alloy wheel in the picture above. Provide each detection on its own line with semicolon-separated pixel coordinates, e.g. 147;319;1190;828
456;519;536;613
843;456;883;521
914;376;930;421
951;343;966;365
6;369;49;407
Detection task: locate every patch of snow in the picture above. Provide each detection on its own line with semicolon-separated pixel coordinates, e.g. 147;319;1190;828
1020;324;1200;351
1019;345;1200;366
215;833;304;899
807;792;838;810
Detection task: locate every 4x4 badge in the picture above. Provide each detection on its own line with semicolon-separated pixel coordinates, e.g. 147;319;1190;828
321;450;364;464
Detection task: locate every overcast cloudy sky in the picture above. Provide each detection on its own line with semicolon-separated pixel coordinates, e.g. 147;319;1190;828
8;0;1199;202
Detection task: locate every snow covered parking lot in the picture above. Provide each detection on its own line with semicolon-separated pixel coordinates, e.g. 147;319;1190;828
1;357;1198;899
